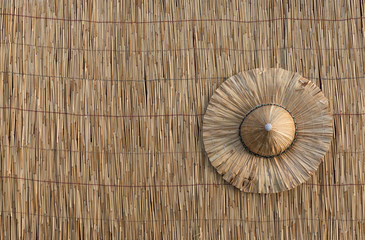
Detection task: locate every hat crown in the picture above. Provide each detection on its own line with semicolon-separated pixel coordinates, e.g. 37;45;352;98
240;105;296;157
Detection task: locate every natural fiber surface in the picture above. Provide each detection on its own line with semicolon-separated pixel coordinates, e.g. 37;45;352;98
0;0;365;238
203;68;333;193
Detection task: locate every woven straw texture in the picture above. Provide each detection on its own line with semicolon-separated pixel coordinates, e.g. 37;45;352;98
0;0;365;239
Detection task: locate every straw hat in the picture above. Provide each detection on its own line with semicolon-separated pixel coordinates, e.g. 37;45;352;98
203;68;333;193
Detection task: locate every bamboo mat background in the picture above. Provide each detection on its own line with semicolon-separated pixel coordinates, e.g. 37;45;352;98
0;0;364;239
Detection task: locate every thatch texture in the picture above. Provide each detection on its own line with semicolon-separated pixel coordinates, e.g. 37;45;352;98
203;68;333;193
0;0;364;239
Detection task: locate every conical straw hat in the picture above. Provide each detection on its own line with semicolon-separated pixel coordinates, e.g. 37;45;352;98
203;68;333;193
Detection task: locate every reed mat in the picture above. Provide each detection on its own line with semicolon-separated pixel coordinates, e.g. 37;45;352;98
0;0;364;239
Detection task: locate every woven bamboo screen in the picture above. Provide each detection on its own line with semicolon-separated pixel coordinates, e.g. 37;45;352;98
0;0;364;239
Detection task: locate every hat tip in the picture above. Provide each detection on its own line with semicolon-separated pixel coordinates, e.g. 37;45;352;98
264;123;272;131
